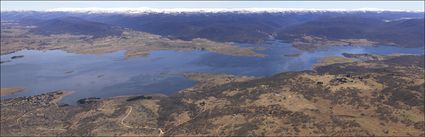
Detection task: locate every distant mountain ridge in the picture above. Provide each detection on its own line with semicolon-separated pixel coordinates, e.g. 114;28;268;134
277;17;424;48
2;11;424;47
30;16;122;37
8;8;424;14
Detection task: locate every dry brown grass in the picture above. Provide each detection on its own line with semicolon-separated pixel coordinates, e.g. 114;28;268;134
0;87;25;96
1;24;264;58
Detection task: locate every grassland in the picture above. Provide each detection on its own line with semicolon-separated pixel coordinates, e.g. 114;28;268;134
0;21;264;58
0;87;25;96
291;35;378;51
1;54;423;136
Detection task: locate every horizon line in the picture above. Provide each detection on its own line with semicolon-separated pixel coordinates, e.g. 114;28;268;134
2;7;424;13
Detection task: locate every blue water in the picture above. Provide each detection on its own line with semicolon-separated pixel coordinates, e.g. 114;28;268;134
1;41;423;104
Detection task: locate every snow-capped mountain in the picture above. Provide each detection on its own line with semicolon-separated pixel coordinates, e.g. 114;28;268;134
4;7;423;14
1;7;423;48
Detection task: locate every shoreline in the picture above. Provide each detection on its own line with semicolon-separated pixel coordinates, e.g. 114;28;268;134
0;87;25;96
1;22;265;58
1;54;424;136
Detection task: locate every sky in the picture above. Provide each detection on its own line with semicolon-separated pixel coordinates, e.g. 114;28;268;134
1;1;424;11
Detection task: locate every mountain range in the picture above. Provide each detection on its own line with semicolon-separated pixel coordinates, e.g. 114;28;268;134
1;9;424;47
30;16;122;37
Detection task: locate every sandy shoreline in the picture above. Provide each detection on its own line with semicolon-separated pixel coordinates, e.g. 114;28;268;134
0;87;25;96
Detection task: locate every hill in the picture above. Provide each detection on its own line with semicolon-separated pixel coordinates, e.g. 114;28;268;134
277;17;424;48
30;16;123;38
1;54;424;136
2;11;423;44
90;13;296;43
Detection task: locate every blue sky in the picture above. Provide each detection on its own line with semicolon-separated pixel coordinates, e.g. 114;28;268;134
1;1;424;11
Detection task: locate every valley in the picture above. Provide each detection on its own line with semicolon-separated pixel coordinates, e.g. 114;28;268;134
0;7;424;136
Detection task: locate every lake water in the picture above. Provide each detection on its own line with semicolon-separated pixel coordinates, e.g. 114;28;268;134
1;41;423;104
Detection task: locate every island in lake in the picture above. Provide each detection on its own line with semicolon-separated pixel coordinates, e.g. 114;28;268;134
1;6;424;136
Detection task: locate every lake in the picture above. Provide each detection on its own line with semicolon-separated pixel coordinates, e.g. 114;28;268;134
1;41;423;104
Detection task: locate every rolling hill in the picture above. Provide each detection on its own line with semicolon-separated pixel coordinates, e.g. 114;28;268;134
2;10;423;44
1;54;424;136
277;16;424;48
30;16;123;38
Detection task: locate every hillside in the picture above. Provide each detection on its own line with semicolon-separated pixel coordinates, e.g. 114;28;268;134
1;21;262;57
277;17;424;48
30;16;123;38
1;54;424;136
2;11;423;44
88;13;294;43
